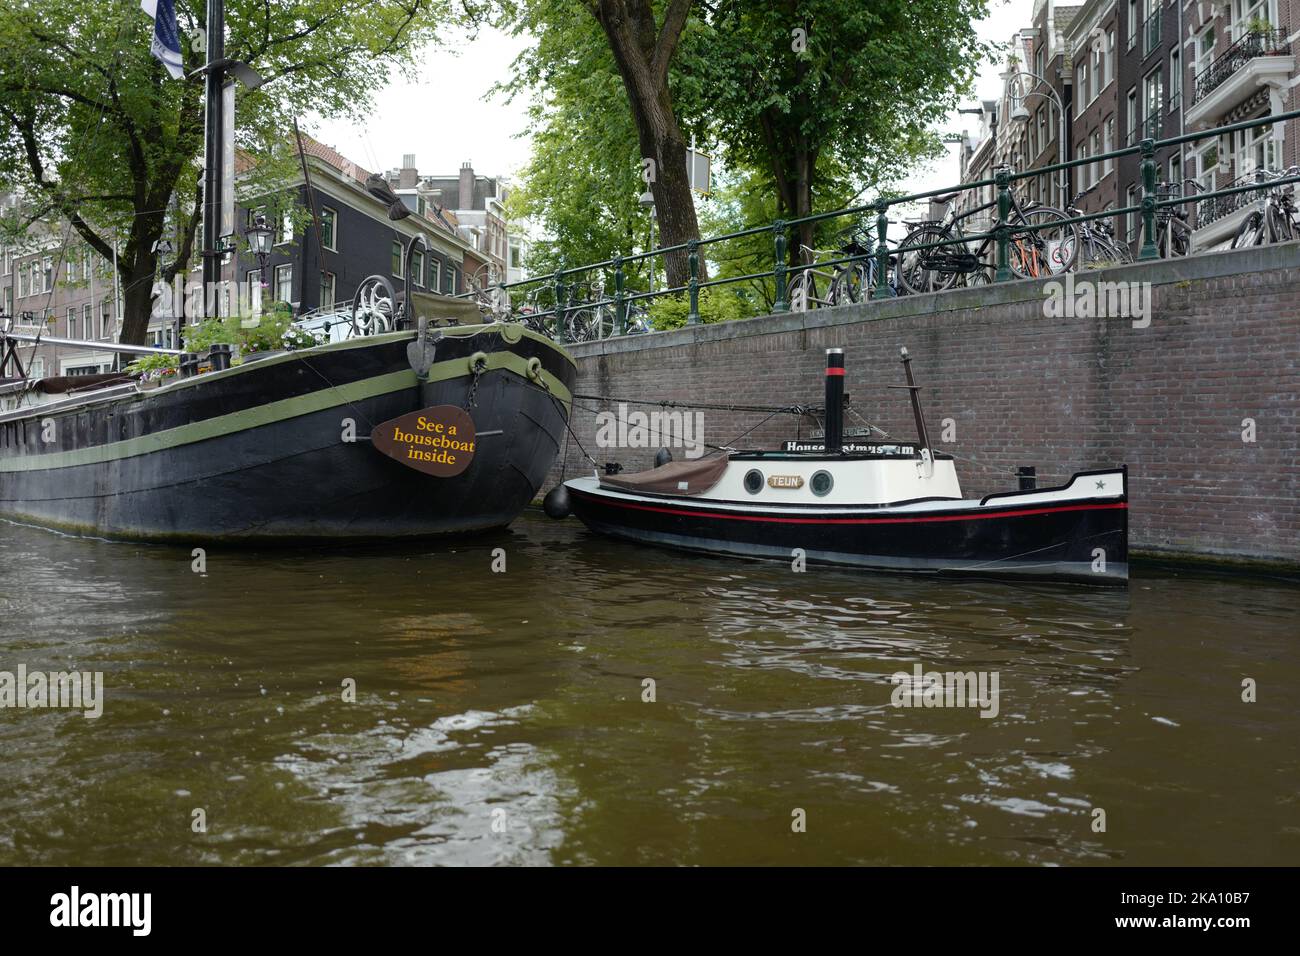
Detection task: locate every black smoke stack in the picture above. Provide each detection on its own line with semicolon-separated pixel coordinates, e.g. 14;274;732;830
824;348;844;454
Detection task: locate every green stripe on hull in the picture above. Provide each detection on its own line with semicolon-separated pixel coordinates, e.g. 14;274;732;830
0;351;570;474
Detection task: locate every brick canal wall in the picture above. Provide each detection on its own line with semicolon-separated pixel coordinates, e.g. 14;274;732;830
543;242;1300;568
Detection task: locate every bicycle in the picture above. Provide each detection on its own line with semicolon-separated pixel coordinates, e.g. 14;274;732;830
1231;166;1300;248
565;280;615;342
1150;179;1202;258
1066;185;1133;266
896;165;1080;295
786;224;879;311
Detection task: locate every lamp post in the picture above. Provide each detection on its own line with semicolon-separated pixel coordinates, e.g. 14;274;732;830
638;189;656;294
1003;69;1069;204
246;213;273;310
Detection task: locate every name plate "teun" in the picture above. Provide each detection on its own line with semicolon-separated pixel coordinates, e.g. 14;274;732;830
767;474;804;489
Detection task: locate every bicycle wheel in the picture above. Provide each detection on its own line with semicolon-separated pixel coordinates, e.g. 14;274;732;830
1009;207;1079;278
787;270;818;311
1232;211;1264;249
896;225;952;295
1267;202;1293;243
829;261;871;304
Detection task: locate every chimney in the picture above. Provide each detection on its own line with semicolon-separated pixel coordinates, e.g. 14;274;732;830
824;348;844;454
399;154;417;189
459;161;474;211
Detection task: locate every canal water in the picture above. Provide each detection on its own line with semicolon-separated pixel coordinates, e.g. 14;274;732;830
0;512;1296;866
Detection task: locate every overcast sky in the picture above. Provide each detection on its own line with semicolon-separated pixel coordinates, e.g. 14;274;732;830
313;1;1026;205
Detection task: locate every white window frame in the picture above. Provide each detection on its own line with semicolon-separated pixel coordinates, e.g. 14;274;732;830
319;271;336;308
411;250;425;288
274;263;293;304
320;206;338;251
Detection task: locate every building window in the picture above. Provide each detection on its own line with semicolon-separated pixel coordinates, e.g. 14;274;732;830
510;245;522;269
0;245;9;276
1169;154;1182;189
320;271;336;307
1076;144;1089;193
1231;0;1271;40
320;207;337;251
66;254;78;284
391;241;404;278
1105;29;1115;87
1090;40;1103;102
1077;61;1088;104
247;268;262;303
1127;0;1138;49
17;262;27;298
429;257;441;291
411;250;425;288
1103;117;1115;175
1125;184;1140;243
274;264;293;304
277;209;294;245
1232;115;1276;177
1143;68;1163;139
1126;87;1139;144
100;300;110;338
1195;141;1218;193
83;304;91;338
66;307;76;338
42;256;52;293
1169;49;1181;111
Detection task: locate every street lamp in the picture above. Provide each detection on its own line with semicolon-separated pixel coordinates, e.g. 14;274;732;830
638;190;656;294
246;213;273;290
1003;69;1070;204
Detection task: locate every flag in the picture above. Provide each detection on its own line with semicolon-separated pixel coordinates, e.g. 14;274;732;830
140;0;184;80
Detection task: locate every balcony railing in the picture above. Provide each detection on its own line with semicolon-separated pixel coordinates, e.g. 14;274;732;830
1192;29;1290;106
1143;10;1162;57
1197;171;1263;226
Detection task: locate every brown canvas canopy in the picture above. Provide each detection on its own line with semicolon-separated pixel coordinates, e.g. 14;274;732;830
600;453;730;496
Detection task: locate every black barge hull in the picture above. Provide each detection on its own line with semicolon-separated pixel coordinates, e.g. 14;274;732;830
0;326;575;541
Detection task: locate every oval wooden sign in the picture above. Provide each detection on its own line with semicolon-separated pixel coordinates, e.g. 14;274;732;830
372;405;477;477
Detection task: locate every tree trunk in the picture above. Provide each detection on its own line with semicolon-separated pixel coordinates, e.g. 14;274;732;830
592;0;704;288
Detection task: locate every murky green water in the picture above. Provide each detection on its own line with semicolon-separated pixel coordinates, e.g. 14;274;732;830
0;512;1296;866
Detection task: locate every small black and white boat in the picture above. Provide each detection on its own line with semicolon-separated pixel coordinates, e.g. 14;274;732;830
562;348;1128;585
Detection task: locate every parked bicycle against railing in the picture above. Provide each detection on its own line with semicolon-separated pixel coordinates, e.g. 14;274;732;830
786;224;879;310
1066;185;1132;266
896;166;1080;295
1231;166;1300;248
565;280;616;342
1151;179;1202;258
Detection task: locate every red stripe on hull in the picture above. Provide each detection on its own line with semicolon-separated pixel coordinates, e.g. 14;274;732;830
572;491;1127;526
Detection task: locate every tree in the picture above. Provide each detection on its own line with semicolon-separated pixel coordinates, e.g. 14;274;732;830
690;0;990;261
0;0;456;344
588;0;702;286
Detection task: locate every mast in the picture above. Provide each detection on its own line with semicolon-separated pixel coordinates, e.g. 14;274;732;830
897;346;932;457
201;0;226;316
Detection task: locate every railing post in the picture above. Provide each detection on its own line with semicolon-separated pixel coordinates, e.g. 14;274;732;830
612;257;626;336
554;270;567;343
1138;138;1160;260
994;166;1012;282
871;202;895;299
687;240;701;325
772;219;788;313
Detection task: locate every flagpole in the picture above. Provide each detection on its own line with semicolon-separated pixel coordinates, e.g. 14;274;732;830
201;0;225;317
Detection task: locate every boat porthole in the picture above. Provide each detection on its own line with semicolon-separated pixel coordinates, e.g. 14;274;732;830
811;470;833;497
743;469;764;494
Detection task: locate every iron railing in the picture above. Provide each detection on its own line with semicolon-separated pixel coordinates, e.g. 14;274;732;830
1192;29;1290;105
461;109;1300;342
